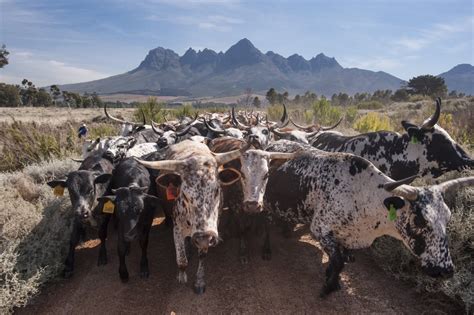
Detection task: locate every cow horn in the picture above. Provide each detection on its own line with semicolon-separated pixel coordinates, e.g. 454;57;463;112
135;158;185;172
176;114;198;137
231;107;250;129
267;152;296;160
272;128;289;138
383;175;419;201
437;176;474;194
305;129;321;138
421;97;441;130
321;117;343;131
87;138;101;152
104;103;140;126
71;158;84;163
222;111;231;124
214;143;251;166
151;120;164;135
290;118;313;132
270;104;289;129
204;116;226;135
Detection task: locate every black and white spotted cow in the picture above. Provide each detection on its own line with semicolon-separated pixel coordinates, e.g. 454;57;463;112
271;117;343;144
136;140;246;294
240;149;473;296
311;98;473;179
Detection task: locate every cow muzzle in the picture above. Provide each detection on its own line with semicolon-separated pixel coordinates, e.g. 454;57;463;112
422;265;454;278
243;201;263;213
192;231;218;251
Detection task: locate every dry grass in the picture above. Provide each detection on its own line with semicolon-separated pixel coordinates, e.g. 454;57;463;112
0;159;77;313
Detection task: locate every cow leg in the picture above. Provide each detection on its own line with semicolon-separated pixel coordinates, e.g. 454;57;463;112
117;237;130;282
173;227;188;284
97;214;111;266
261;215;272;260
319;233;345;297
238;215;250;264
139;225;151;278
185;236;194;261
63;220;82;278
194;250;207;294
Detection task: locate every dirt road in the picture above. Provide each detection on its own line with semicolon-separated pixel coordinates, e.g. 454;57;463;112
21;218;459;314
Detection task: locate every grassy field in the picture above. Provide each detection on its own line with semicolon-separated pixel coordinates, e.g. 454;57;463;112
0;99;473;313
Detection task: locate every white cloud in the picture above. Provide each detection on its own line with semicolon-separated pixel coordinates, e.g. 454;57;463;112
147;13;243;31
1;51;110;86
394;17;473;51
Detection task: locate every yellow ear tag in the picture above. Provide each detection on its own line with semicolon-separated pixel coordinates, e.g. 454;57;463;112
53;185;64;196
103;200;115;214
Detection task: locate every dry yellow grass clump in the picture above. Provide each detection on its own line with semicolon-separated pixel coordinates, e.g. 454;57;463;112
0;159;77;313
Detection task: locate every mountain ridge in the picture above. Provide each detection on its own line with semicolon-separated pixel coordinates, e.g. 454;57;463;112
59;38;472;97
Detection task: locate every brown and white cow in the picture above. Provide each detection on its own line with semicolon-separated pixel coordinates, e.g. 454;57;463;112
136;140;246;294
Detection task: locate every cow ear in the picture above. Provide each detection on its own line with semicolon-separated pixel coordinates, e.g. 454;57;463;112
218;168;241;186
47;179;67;188
155;173;182;189
383;196;405;221
401;120;418;131
406;127;424;144
94;173;112;184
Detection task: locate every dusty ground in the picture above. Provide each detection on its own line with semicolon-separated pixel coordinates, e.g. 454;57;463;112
20;217;459;315
0;107;136;124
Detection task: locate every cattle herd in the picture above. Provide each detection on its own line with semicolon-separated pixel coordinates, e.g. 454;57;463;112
47;98;473;297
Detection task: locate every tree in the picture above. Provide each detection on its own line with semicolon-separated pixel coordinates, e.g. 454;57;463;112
50;85;61;105
91;92;103;107
0;83;21;106
391;89;409;102
0;44;9;68
252;96;261;108
266;88;277;105
407;75;447;97
20;79;38;106
34;88;53;107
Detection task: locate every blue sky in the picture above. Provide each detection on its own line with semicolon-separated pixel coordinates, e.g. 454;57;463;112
1;0;473;87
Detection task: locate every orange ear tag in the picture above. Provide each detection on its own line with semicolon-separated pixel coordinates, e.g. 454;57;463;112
53;185;64;196
102;200;115;214
166;183;179;201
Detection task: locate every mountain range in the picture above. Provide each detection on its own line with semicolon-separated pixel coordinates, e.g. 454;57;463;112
60;38;473;97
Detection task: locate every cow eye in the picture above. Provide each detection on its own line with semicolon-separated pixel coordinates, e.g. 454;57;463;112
262;129;269;135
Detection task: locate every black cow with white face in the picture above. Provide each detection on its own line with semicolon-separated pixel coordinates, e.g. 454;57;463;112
47;151;113;278
239;149;472;297
98;158;160;282
311;98;473;180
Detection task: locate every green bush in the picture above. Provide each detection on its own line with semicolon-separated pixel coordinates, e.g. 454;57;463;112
133;97;166;123
267;105;284;121
345;106;358;124
353;112;392;132
312;99;342;125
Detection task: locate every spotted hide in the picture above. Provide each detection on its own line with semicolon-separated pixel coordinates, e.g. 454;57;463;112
311;98;473;179
261;151;472;296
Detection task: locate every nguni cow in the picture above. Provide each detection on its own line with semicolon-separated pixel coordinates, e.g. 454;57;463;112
311;98;473;180
151;115;201;148
47;150;113;278
104;103;150;136
271;117;343;144
203;116;245;139
136;140;247;294
231;105;290;149
239;148;473;296
98;158;160;282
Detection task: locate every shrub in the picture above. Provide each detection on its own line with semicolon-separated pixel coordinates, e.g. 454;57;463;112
267;105;284;121
0;159;77;313
353;112;392;133
174;104;198;120
356;100;384;110
312;99;342;125
133;97;166;123
345;106;358;124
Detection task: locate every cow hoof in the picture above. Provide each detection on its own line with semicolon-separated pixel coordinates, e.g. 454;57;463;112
177;271;187;284
193;284;206;295
239;255;249;264
120;271;129;283
62;270;73;279
140;270;150;278
262;251;272;261
97;256;108;266
320;282;341;297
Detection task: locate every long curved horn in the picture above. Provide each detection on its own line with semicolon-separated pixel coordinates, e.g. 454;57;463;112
267;152;296;160
272;129;289;138
270;104;289;129
384;175;419;201
151;120;164;135
214;143;251;166
231;107;250;129
71;158;84;163
437;177;474;194
135;158;185;172
290;118;312;131
421;97;441;130
104;103;136;125
204;116;226;135
176;114;198;137
321;117;343;131
305;129;321;138
222;111;231;124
